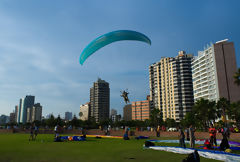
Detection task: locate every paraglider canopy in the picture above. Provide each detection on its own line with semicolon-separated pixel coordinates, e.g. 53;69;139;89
79;30;151;65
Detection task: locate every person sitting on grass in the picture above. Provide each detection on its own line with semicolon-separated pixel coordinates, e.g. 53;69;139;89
203;139;212;150
182;150;200;162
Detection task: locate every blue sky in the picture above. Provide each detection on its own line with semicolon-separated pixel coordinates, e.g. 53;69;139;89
0;0;239;117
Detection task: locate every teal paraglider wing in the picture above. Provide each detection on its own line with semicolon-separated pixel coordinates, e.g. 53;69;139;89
79;30;151;65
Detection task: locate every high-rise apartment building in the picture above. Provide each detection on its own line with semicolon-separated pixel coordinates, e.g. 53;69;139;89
110;109;117;117
18;95;35;124
17;98;24;123
110;109;121;122
26;103;42;122
80;102;90;121
32;103;42;121
26;107;32;123
111;114;121;122
90;78;110;122
192;39;240;102
123;104;132;121
14;105;18;122
9;112;15;123
132;99;150;121
149;51;194;122
65;112;73;121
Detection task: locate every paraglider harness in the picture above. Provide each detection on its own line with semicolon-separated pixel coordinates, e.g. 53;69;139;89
182;150;200;162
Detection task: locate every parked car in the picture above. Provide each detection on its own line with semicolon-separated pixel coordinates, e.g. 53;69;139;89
167;127;177;132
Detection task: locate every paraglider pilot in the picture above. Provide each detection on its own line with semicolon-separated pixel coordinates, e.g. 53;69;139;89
120;90;130;104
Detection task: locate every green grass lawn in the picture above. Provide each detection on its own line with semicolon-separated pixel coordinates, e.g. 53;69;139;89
0;134;220;162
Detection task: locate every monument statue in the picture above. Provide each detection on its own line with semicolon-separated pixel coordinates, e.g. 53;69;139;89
120;89;130;104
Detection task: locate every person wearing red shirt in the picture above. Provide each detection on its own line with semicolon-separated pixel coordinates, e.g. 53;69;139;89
209;125;217;147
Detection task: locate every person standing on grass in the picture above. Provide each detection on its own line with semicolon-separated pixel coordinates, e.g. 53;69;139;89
222;127;230;139
54;125;58;137
29;124;34;141
179;127;186;148
34;124;38;140
185;128;190;141
189;125;195;148
156;125;160;137
209;124;217;147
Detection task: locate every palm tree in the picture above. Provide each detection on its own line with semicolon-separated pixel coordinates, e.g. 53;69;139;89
229;101;240;124
192;98;216;128
234;68;240;85
181;111;195;128
79;112;83;118
216;97;230;125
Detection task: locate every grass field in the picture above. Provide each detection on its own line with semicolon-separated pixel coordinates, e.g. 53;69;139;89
0;134;220;162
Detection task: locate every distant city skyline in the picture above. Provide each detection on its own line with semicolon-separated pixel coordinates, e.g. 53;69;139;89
0;1;240;117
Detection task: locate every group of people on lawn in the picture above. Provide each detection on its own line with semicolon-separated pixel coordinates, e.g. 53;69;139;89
178;124;230;150
179;125;195;148
29;123;38;141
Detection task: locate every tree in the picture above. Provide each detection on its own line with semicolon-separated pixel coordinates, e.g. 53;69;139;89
85;117;98;129
99;119;112;128
180;111;195;128
56;115;64;126
46;115;56;127
234;68;240;85
79;112;83;119
229;101;240;125
216;97;230;124
192;98;216;129
165;118;177;128
33;120;41;127
70;115;80;128
149;108;163;127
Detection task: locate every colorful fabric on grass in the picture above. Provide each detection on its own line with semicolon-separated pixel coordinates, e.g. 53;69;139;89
148;139;240;147
83;135;123;139
135;136;149;140
60;136;86;141
145;146;240;162
198;146;240;151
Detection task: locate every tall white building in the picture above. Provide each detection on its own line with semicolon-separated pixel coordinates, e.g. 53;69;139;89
79;103;90;121
192;43;219;101
192;40;240;102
